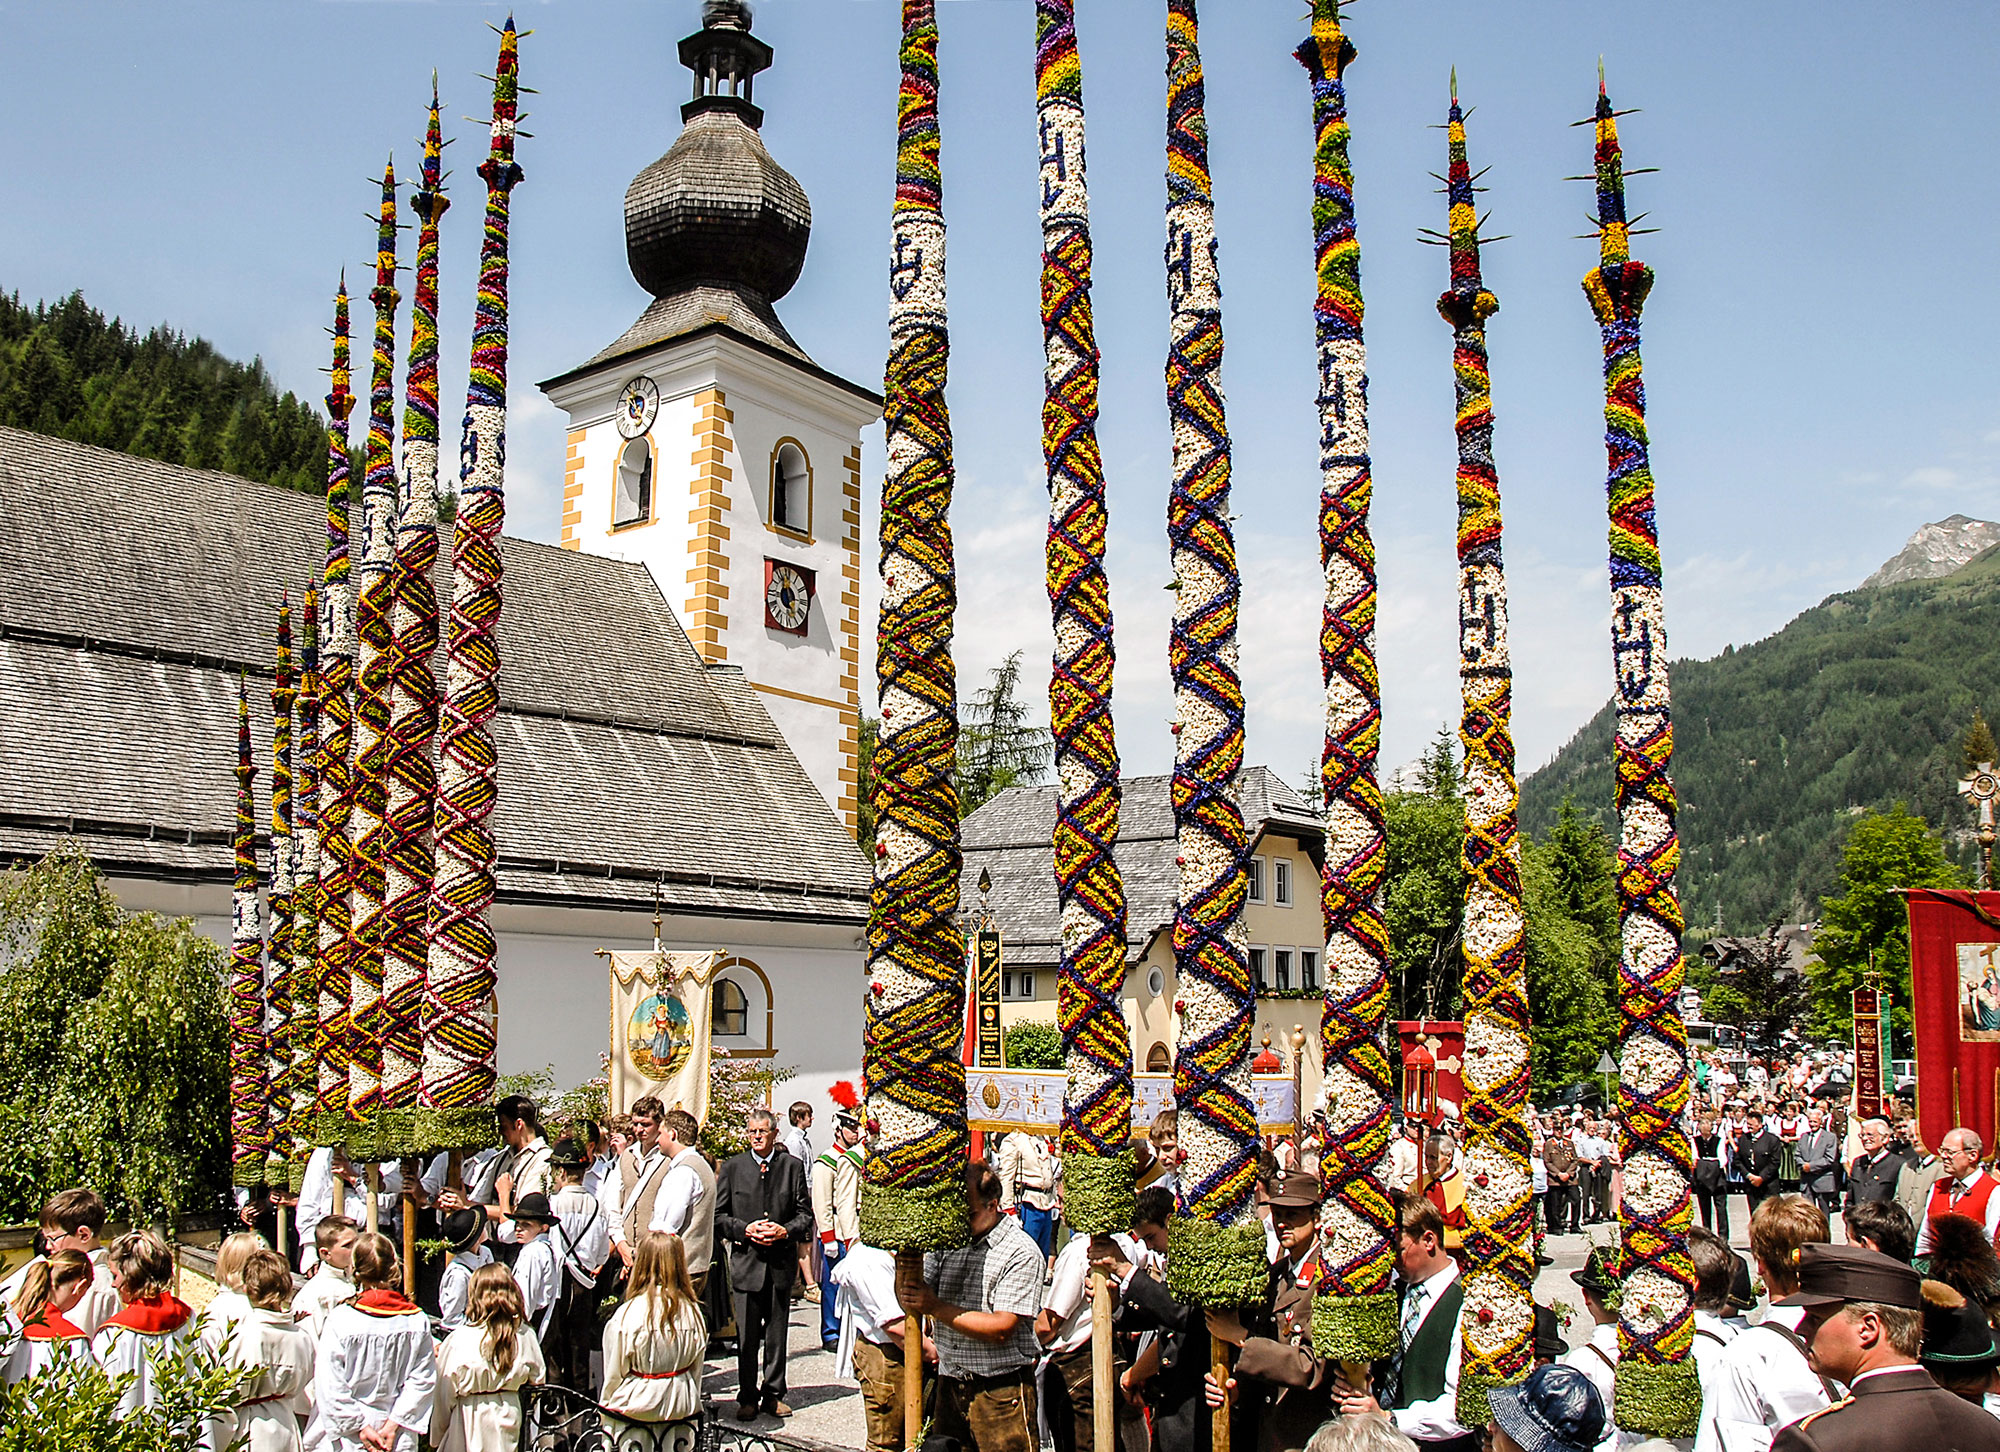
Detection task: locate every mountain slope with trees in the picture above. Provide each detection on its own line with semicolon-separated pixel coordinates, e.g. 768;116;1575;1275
0;289;327;491
1522;551;2000;934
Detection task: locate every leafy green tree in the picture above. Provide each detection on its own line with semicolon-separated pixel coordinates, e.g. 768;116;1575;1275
1540;795;1621;979
1416;723;1460;800
856;713;878;845
958;650;1049;817
1963;710;1998;773
1382;790;1466;1020
1002;1020;1063;1070
1519;840;1616;1094
1809;804;1962;1052
0;1322;249;1450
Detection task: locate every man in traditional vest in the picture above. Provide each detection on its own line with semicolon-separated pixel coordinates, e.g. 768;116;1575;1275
601;1095;668;1278
1914;1127;2000;1257
810;1098;864;1351
651;1107;718;1299
1336;1194;1475;1452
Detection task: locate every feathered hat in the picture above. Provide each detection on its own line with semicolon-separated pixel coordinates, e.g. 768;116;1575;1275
828;1079;861;1130
1927;1212;2000;1307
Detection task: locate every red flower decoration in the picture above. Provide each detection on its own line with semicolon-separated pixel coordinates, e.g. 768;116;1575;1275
1173;998;1186;1014
865;1117;881;1134
1477;1306;1494;1325
1474;1173;1489;1188
876;842;888;858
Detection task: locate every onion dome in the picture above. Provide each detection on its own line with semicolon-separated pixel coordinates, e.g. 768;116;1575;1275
624;0;810;307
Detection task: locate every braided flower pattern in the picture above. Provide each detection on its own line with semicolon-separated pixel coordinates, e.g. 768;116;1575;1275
1036;0;1132;1238
290;585;321;1188
315;279;357;1143
1297;0;1394;1362
381;87;448;1155
1437;90;1534;1423
423;18;520;1154
1584;80;1698;1437
229;678;269;1188
265;596;296;1185
1161;0;1263;1307
859;0;970;1255
349;159;401;1149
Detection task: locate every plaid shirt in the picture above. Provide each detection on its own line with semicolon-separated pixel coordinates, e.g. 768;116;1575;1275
923;1215;1044;1378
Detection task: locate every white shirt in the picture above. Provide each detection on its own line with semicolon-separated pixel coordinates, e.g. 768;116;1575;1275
1693;1303;1831;1452
550;1183;611;1286
513;1234;559;1334
1691;1307;1739;1401
650;1148;705;1237
314;1301;435;1452
832;1244;904;1380
291;1262;353;1339
438;1248;492;1333
585;1152;615;1201
297;1147;337;1267
94;1305;194;1419
1393;1260;1468;1444
782;1125;814;1165
1;1248;119;1337
1042;1232;1149;1355
1557;1320;1619;1452
1914;1169;2000;1254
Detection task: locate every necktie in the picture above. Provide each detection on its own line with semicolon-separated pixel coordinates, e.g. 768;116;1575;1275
1386;1282;1424;1407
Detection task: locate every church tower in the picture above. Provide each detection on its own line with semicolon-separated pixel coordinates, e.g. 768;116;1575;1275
539;0;878;834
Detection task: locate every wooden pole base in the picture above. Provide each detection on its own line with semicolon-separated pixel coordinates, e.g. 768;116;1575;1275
896;1249;925;1451
1211;1331;1232;1452
1091;1267;1115;1452
401;1158;419;1297
365;1164;381;1235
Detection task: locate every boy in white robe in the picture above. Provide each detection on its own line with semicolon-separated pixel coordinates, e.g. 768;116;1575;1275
216;1249;315;1452
92;1229;195;1419
0;1188;122;1336
291;1216;359;1338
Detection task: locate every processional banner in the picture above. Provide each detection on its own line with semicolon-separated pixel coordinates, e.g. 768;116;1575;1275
1852;987;1883;1120
966;1069;1295;1135
608;950;722;1123
1907;890;2000;1153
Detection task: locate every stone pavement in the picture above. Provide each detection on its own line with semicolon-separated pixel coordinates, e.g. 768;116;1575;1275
705;1194;1782;1452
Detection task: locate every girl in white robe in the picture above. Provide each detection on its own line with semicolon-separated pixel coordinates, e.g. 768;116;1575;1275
2;1249;95;1383
430;1263;547;1452
93;1229;195;1418
212;1249;314;1452
313;1231;434;1452
599;1230;707;1436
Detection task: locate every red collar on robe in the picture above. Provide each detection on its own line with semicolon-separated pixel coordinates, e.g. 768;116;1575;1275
104;1294;192;1336
353;1287;422;1317
21;1306;89;1342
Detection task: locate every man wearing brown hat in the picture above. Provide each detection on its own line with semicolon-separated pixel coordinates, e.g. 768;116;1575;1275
1202;1170;1336;1452
1772;1242;2000;1450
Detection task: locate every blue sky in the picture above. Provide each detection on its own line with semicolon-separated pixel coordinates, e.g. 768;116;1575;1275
2;1;1994;792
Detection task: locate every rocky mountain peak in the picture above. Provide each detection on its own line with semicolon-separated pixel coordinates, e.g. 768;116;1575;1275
1861;514;2000;589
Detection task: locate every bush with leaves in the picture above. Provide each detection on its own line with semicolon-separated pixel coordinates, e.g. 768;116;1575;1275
496;1064;609;1146
1002;1020;1062;1070
0;1330;251;1450
700;1057;798;1162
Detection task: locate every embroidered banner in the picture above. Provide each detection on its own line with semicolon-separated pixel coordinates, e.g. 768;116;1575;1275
1907;890;2000;1152
607;950;722;1123
966;1069;1295;1135
1852;987;1883;1120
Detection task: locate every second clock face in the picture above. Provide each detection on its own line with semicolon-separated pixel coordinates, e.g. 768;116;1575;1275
767;563;810;633
615;375;659;439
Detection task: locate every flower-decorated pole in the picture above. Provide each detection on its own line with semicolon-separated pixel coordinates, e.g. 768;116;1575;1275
1297;0;1395;1366
229;676;269;1188
1037;0;1132;1239
1436;82;1534;1424
382;83;448;1157
1162;0;1262;1312
423;17;521;1154
349;158;401;1156
265;595;297;1187
291;583;321;1188
858;0;970;1259
315;278;357;1146
1583;74;1699;1437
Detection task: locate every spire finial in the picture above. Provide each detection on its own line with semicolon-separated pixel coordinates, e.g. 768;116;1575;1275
1437;79;1496;324
1593;73;1630;267
1450;64;1458;103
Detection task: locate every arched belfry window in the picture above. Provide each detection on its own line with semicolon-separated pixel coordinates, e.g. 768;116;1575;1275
615;437;653;527
712;978;749;1037
770;441;810;535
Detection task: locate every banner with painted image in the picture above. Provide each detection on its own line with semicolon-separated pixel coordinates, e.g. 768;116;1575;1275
608;950;722;1122
1907;890;2000;1153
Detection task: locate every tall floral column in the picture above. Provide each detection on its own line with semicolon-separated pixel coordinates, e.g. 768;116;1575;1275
1162;0;1262;1307
382;86;448;1157
1037;0;1132;1237
1584;75;1699;1437
349;159;402;1156
291;583;322;1188
1298;0;1394;1364
423;18;521;1154
315;278;357;1146
265;595;297;1186
859;0;970;1255
1435;84;1534;1423
229;677;269;1188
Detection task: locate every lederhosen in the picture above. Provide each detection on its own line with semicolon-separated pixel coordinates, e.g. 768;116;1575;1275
546;1196;604;1393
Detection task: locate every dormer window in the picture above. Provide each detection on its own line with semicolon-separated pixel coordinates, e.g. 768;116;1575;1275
771;441;809;534
614;437;653;527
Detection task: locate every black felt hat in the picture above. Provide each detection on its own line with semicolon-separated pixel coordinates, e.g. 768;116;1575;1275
441;1207;486;1254
1571;1245;1620;1299
549;1136;589;1169
510;1191;559;1226
1921;1281;2000;1368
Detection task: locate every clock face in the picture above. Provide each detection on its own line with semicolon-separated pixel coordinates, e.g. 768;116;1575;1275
766;562;811;634
615;376;659;439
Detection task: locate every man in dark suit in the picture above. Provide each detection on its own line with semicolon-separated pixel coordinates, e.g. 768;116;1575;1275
1798;1109;1842;1216
1774;1243;2000;1451
716;1107;814;1421
1739;1109;1784;1214
1844;1118;1905;1217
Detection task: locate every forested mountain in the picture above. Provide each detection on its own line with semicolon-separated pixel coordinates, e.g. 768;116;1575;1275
0;290;326;492
1521;551;2000;934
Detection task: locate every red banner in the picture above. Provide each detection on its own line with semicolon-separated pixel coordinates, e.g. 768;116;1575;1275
1906;889;2000;1152
1397;1021;1466;1128
1852;987;1882;1120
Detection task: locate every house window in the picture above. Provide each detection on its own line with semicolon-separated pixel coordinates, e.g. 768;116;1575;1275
614;437;652;526
771;441;810;533
1003;969;1036;1001
1274;949;1293;992
1247;857;1266;904
1146;966;1165;998
1146;1043;1171;1072
1274;859;1292;907
1300;949;1319;992
712;978;749;1037
1249;947;1268;992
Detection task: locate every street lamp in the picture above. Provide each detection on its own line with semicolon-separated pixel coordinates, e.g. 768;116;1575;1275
1595;1051;1618;1110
